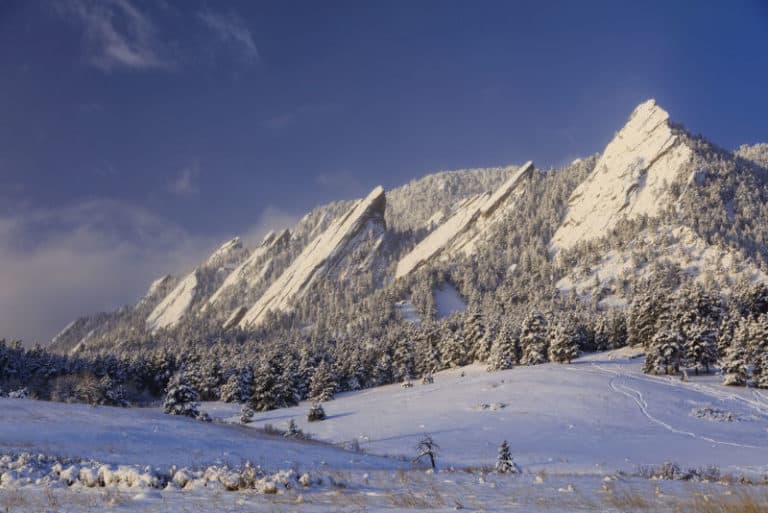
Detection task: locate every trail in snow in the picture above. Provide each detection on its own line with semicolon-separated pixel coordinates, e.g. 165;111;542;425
583;363;763;449
608;375;760;449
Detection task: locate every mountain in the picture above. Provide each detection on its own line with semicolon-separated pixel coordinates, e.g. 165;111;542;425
396;161;534;279
237;185;387;328
146;237;249;331
550;100;695;251
49;99;768;356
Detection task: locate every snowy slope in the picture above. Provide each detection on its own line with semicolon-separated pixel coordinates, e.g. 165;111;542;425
146;238;248;331
238;186;386;328
0;398;398;472
222;350;768;474
395;161;534;279
557;225;768;306
551;100;694;251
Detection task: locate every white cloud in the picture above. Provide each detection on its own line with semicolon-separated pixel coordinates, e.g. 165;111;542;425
198;10;259;62
0;200;211;345
61;0;170;71
240;206;300;246
0;199;303;345
315;170;367;198
167;164;200;197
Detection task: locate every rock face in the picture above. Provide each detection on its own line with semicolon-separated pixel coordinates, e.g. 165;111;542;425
238;186;386;328
146;237;248;331
395;161;534;279
550;99;693;251
205;229;291;311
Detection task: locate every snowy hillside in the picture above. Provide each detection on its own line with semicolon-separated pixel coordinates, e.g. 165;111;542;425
4;351;768;512
219;349;768;474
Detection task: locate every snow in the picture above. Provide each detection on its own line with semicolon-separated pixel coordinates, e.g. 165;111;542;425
395;162;534;279
556;225;767;303
146;271;199;332
239;186;386;328
5;351;768;511
146;238;251;331
220;351;768;475
0;399;397;472
434;282;466;318
205;229;290;311
204;237;246;268
143;274;172;300
551;100;694;251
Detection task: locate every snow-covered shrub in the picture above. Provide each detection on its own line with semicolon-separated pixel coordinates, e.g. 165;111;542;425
307;402;326;422
7;387;29;399
240;404;255;424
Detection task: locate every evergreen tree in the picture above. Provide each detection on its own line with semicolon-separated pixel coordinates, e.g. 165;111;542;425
307;402;326;422
548;318;579;364
721;340;748;386
220;367;253;403
240;403;255;424
495;440;517;474
748;314;768;385
519;311;548;365
627;290;664;347
466;310;490;362
487;319;518;371
644;328;682;375
163;372;202;418
309;360;337;402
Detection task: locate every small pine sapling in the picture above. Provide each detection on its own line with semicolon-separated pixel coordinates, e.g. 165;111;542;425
496;440;518;474
307;402;326;422
240;403;255;424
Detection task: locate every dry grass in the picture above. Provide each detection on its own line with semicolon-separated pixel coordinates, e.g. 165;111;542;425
687;488;768;513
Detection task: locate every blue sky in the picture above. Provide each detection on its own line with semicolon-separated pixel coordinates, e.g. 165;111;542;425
1;0;767;343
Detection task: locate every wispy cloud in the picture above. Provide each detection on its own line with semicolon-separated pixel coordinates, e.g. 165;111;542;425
198;10;259;62
60;0;170;71
167;164;200;197
0;200;211;344
315;170;367;198
0;198;303;344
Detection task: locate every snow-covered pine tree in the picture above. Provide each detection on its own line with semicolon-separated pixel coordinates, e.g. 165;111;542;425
466;310;490;363
240;403;255;424
439;322;470;368
627;289;664;347
519;311;548;365
495;440;517;474
721;339;748;386
548;317;579;364
645;328;683;375
487;319;518;371
683;322;718;375
391;335;416;383
220;366;253;403
163;372;202;418
309;360;337;402
307;402;326;422
748;314;768;386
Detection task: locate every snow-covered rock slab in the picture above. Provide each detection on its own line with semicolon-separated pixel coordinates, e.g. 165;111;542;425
146;237;248;331
205;229;290;310
395;161;534;279
239;186;386;328
551;99;693;251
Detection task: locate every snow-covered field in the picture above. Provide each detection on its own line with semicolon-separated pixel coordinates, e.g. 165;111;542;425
3;348;768;511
